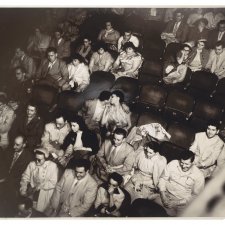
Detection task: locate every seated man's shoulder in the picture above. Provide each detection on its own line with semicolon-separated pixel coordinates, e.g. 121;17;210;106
123;142;134;152
45;122;56;130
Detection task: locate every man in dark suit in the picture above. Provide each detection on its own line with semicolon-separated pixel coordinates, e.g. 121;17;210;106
16;196;46;217
208;20;225;49
35;47;69;90
49;28;71;61
10;46;36;80
4;135;33;216
10;102;44;152
161;9;189;45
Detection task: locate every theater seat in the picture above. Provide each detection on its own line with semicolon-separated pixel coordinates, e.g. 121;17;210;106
137;112;167;129
111;77;139;103
163;90;195;122
139;59;163;84
187;71;218;99
167;122;195;149
160;141;187;163
137;84;167;112
189;99;224;132
212;77;225;107
32;84;58;106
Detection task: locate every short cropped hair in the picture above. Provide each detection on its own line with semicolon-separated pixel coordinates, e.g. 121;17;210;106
46;47;57;54
113;128;127;138
74;158;91;171
108;172;123;186
180;151;195;163
98;91;111;101
144;141;160;153
207;120;220;130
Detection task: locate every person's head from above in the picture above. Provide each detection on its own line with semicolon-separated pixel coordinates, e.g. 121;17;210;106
108;172;123;190
69;115;86;133
46;47;58;63
105;21;113;31
13;135;26;153
123;41;137;54
179;151;195;172
83;37;92;47
73;158;91;180
197;39;207;50
112;128;127;147
206;121;220;139
195;8;204;14
55;112;66;130
123;29;132;41
215;41;224;55
98;90;111;104
197;18;208;30
15;66;26;82
143;141;160;159
110;90;124;105
96;41;108;55
174;10;184;23
54;28;63;40
34;148;49;166
71;53;85;66
218;20;225;32
34;26;42;36
17;196;33;217
26;102;38;119
0;93;7;106
15;47;26;58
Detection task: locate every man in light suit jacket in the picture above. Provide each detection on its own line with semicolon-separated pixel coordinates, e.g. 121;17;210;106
49;28;71;60
35;47;69;89
46;159;98;217
96;128;135;182
208;20;225;49
79;90;111;132
161;10;189;45
205;41;225;79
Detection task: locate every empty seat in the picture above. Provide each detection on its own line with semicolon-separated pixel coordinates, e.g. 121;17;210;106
58;90;85;113
137;112;167;129
32;84;58;106
111;77;139;103
167;122;195;149
139;59;163;84
212;77;225;107
164;90;195;122
160;141;187;163
137;84;167;112
190;99;224;131
187;71;218;99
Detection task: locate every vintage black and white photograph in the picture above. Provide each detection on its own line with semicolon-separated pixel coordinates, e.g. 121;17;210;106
1;5;225;218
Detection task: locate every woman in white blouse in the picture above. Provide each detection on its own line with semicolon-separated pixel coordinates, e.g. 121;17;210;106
62;53;90;92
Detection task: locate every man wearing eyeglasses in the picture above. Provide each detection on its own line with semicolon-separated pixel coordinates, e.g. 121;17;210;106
20;148;58;213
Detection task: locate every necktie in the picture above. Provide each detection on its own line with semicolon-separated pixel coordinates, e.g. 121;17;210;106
108;145;117;164
218;32;224;41
173;22;179;35
10;152;19;171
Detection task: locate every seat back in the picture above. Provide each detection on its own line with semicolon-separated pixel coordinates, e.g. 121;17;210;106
111;77;139;103
138;84;167;111
137;112;167;129
167;122;195;149
164;90;195;121
188;71;218;98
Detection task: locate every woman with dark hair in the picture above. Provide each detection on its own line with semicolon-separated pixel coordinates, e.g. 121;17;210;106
58;115;99;166
76;37;93;63
111;41;143;79
89;41;114;74
124;141;167;202
62;53;90;92
100;90;131;135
